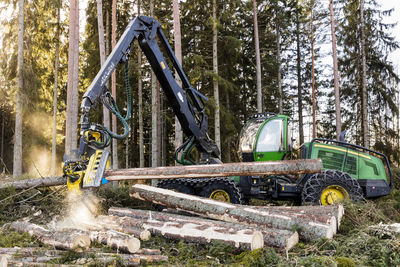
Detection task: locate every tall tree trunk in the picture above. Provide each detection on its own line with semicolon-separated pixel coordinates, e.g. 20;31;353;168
137;0;144;168
1;115;4;171
150;0;158;186
157;82;162;166
13;0;24;177
310;1;316;139
111;0;118;169
96;0;110;153
150;0;158;172
296;8;304;145
51;4;61;176
173;0;183;158
360;0;368;148
71;0;79;151
212;0;221;151
253;0;262;113
329;0;342;140
276;22;282;114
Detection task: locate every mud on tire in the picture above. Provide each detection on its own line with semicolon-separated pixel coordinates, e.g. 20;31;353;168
301;170;363;205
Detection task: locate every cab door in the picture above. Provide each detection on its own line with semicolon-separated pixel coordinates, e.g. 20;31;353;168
253;118;287;161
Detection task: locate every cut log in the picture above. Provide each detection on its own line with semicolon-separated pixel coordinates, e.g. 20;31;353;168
10;221;90;250
109;207;298;250
105;159;322;180
248;204;344;229
97;214;263;250
130;184;336;240
89;230;140;253
90;253;168;266
0;176;66;190
0;256;83;267
94;218;151;241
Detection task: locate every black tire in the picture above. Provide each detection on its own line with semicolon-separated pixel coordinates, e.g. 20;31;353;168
301;170;363;205
199;178;243;204
157;179;194;195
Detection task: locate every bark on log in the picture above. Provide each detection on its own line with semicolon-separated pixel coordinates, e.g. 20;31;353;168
130;184;336;240
105;159;322;180
0;176;66;190
109;207;298;250
89;230;140;253
97;214;264;250
91;253;168;266
10;221;90;250
0;255;83;267
248;204;344;229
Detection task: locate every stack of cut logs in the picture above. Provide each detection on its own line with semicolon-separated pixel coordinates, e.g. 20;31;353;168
2;182;344;265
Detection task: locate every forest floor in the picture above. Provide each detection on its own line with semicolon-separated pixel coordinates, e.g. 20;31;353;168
0;170;400;266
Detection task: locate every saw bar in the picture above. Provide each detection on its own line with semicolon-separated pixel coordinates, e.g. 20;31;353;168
104;159;322;181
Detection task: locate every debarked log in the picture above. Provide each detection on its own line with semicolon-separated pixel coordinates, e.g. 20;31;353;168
96;214;264;251
108;207;298;250
9;221;90;250
130;184;336;241
0;176;66;190
88;230;140;253
105;159;322;181
248;204;344;229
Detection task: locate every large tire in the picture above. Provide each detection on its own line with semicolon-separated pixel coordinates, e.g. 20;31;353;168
157;179;194;195
199;178;243;204
301;170;363;205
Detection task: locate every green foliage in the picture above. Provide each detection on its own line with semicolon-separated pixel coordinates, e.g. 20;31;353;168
235;247;280;267
0;228;35;247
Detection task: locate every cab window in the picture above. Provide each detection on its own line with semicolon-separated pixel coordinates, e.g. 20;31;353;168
256;119;283;152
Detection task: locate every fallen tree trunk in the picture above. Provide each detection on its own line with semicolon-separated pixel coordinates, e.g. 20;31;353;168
94;219;151;241
109;207;298;250
130;184;336;240
97;214;264;251
10;221;90;250
91;253;168;266
88;230;140;253
0;176;66;190
105;159;321;181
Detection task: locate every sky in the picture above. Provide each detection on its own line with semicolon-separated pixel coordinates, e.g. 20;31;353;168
380;0;400;69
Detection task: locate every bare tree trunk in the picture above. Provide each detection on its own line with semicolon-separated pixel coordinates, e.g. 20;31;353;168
360;0;368;148
111;0;118;170
51;4;60;176
253;0;262;113
137;0;144;168
296;8;304;145
310;1;316;139
157;82;162;166
96;0;110;156
212;0;221;151
150;0;158;187
150;0;159;181
329;0;342;140
13;0;24;177
70;0;79;152
173;0;183;157
1;115;4;170
276;22;282;114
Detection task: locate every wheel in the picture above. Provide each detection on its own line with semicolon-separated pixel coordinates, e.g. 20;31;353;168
157;179;194;195
301;170;363;205
199;178;243;204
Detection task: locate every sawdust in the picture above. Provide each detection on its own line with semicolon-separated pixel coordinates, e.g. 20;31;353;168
52;191;101;231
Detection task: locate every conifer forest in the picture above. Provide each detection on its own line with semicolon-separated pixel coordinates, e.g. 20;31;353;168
1;0;400;266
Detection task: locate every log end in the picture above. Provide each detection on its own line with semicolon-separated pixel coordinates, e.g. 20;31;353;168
286;231;299;251
127;237;141;254
139;230;151;241
251;231;264;251
73;235;91;250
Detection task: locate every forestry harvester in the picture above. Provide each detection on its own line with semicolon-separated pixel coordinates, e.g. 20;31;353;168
62;16;393;205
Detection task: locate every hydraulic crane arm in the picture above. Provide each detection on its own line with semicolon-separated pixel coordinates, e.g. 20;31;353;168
81;15;219;158
64;16;220;190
